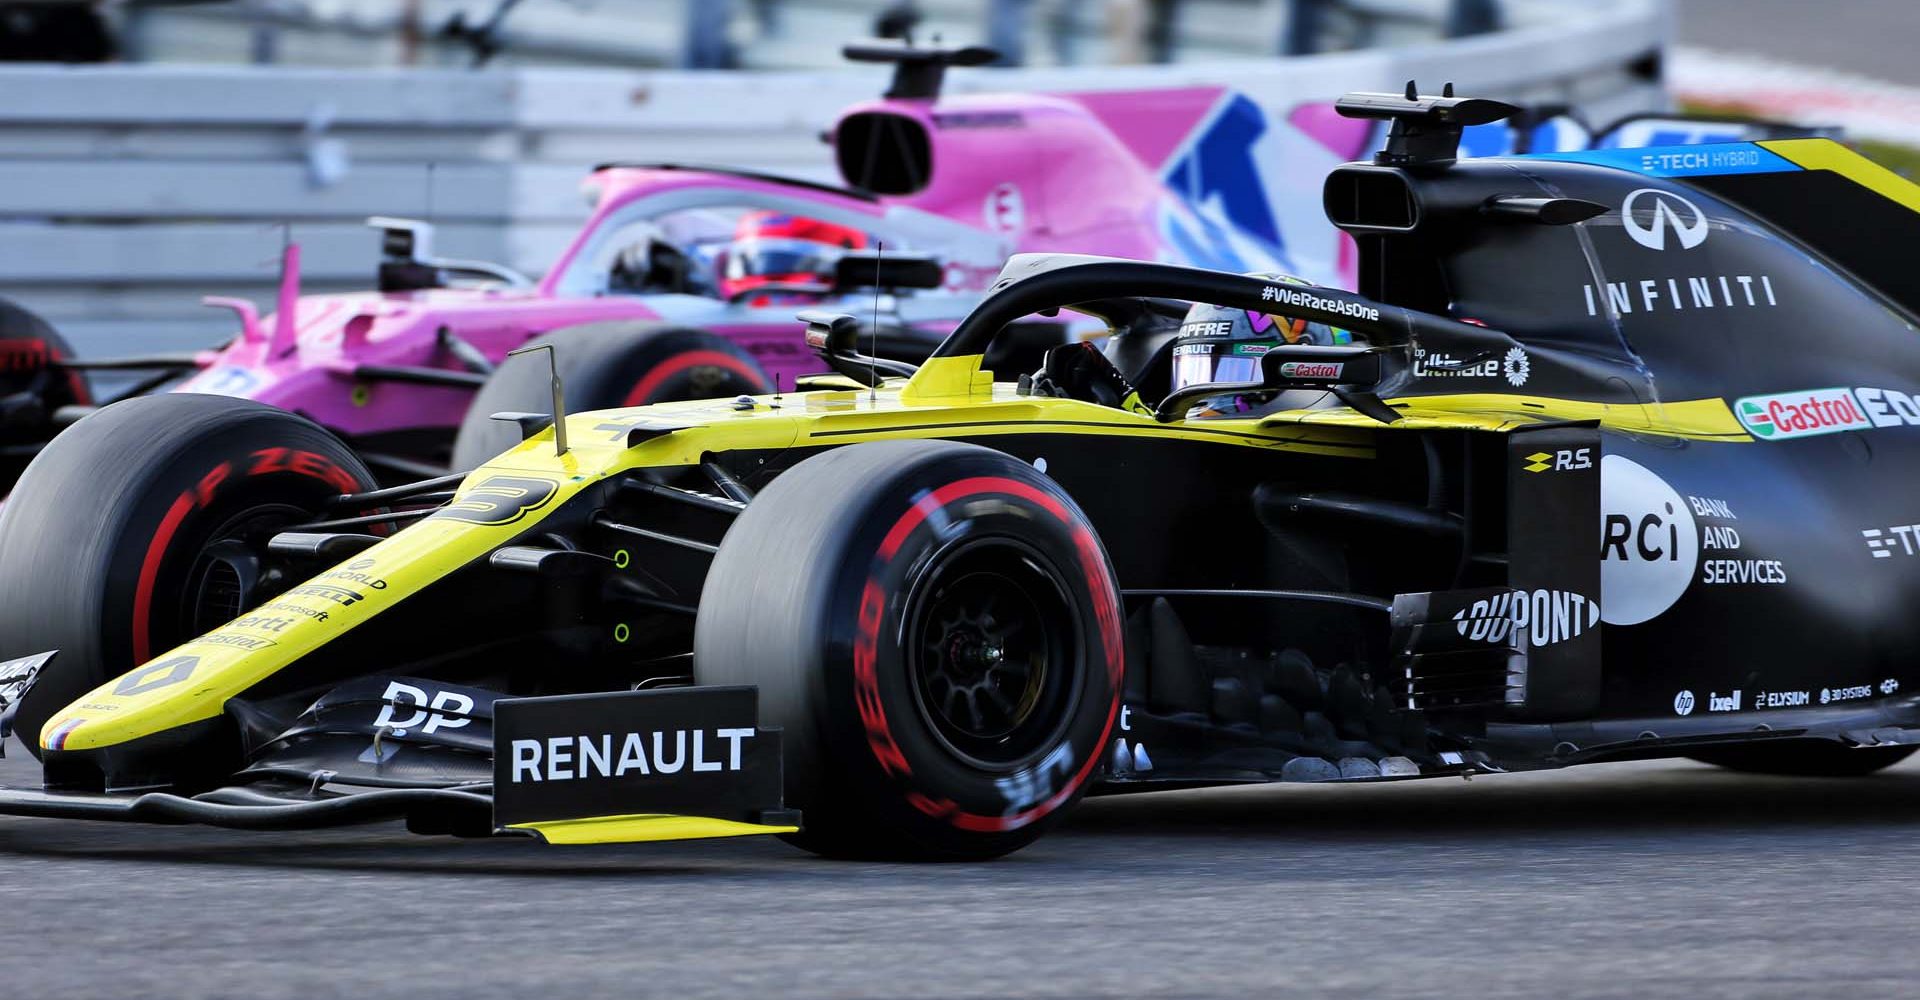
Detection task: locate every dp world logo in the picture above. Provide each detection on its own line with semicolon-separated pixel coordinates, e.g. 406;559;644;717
1621;188;1709;251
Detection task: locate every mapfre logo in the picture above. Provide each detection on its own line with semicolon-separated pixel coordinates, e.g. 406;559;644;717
1621;188;1709;251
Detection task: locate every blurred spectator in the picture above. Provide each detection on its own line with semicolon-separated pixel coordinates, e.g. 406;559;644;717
1446;0;1501;37
874;1;920;40
1141;0;1177;63
1044;0;1088;65
1281;0;1332;55
1286;0;1501;55
683;0;737;68
0;1;115;62
986;0;1033;64
993;0;1177;66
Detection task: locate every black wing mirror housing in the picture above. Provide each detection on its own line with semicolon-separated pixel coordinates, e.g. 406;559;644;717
798;310;918;387
833;252;944;292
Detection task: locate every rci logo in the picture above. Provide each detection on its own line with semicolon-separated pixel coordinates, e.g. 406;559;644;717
1600;455;1698;626
1621;188;1710;251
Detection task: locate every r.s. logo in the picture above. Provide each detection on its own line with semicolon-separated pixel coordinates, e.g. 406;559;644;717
432;476;560;526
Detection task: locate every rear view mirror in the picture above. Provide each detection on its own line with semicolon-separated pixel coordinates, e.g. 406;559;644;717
798;310;919;387
834;252;944;291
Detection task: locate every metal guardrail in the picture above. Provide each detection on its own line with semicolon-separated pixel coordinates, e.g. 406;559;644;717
0;0;1665;358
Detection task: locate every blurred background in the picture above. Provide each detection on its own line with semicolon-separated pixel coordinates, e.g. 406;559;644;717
0;0;1910;360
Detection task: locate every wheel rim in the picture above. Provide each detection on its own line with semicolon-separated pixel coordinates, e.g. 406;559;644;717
904;537;1081;772
176;502;310;642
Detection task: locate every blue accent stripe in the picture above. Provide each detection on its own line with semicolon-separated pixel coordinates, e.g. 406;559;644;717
1523;143;1801;178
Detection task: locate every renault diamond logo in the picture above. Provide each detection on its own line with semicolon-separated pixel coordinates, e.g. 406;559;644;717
1621;188;1709;251
112;655;198;697
1523;452;1553;473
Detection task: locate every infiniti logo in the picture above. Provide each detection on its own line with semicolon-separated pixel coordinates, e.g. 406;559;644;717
1621;188;1709;251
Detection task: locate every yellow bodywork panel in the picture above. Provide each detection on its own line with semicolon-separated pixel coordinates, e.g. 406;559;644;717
1761;138;1920;214
510;812;799;845
39;364;1745;753
1262;392;1750;442
897;353;992;402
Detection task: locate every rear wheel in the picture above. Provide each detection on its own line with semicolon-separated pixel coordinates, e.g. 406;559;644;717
695;440;1125;860
449;323;769;471
1691;742;1917;777
0;297;90;489
0;394;374;758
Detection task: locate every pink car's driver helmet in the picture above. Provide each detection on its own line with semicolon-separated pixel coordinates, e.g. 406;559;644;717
717;211;870;303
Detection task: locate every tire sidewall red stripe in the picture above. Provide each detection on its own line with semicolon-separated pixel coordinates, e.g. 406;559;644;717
128;448;368;666
851;473;1123;834
623;350;769;406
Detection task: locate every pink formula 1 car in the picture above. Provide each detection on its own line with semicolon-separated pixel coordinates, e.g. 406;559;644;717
0;41;1313;491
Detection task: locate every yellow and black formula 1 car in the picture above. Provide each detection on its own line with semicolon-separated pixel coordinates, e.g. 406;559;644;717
5;89;1920;859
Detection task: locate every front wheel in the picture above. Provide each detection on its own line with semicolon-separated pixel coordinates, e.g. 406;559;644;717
694;440;1125;860
0;394;375;758
1690;742;1917;777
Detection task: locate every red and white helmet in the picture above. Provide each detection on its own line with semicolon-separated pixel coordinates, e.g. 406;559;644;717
716;211;870;302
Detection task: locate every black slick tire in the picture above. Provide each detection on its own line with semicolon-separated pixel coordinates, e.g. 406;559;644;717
449;323;769;471
694;439;1125;860
1691;742;1917;777
0;394;375;759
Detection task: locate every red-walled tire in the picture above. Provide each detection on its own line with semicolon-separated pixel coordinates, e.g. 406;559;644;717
695;440;1125;860
449;323;770;471
0;394;374;759
0;297;90;490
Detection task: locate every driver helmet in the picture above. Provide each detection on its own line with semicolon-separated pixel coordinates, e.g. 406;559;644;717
716;211;869;302
1169;273;1351;395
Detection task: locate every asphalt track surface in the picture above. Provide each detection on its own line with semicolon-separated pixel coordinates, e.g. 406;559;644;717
7;748;1920;999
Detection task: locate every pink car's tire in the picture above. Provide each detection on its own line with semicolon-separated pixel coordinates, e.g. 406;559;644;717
1690;743;1917;776
0;394;374;760
449;323;770;471
694;440;1125;860
0;297;91;490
